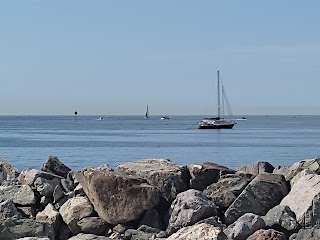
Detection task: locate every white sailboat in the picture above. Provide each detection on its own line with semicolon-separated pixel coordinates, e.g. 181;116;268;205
144;105;149;118
198;71;235;129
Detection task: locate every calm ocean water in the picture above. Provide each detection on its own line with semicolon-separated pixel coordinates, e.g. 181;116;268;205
0;115;319;171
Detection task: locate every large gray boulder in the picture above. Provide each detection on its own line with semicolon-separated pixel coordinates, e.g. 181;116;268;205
246;229;286;240
0;158;20;182
0;200;18;220
59;196;94;234
237;161;275;175
0;185;36;206
0;217;54;240
280;174;320;228
224;173;290;224
290;226;320;240
263;205;300;237
36;203;61;234
117;158;190;202
167;223;227;240
204;173;253;210
75;167;160;225
41;155;71;178
188;162;235;191
224;213;265;240
286;157;320;181
167;189;218;234
77;217;109;235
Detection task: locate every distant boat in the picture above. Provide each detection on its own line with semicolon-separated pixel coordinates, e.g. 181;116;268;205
198;70;235;129
161;116;170;120
97;117;103;120
144;105;149;118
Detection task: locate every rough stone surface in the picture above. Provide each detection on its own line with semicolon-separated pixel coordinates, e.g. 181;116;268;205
0;158;20;180
0;217;54;240
188;162;235;191
247;229;286;240
36;203;60;232
286;157;320;181
204;173;253;210
59;196;94;234
237;161;275;175
224;213;266;240
68;233;111;240
167;189;218;234
117;158;190;202
167;223;227;240
77;217;109;235
289;226;320;240
280;174;320;228
0;185;36;206
263;205;300;236
75;168;160;225
41;155;71;178
224;173;290;224
0;200;18;220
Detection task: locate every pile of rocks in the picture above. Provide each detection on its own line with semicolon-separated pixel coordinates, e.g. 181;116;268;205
1;155;320;239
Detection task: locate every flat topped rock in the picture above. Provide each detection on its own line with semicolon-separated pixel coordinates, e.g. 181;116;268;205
75;168;160;225
117;158;190;202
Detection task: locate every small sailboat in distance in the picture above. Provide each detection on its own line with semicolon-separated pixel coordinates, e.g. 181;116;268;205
144;105;149;118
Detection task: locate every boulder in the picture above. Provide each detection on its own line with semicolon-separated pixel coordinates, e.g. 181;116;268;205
77;217;109;235
247;229;286;240
117;158;190;202
75;168;160;225
0;217;54;240
40;155;71;178
237;161;275;175
0;158;20;181
263;205;300;237
68;233;111;240
0;200;18;220
204;173;253;210
0;185;36;206
167;189;218;234
18;169;62;187
33;176;61;197
224;213;265;240
224;173;289;224
280;174;320;228
167;223;227;240
188;162;235;191
36;203;61;233
59;196;94;234
289;226;320;240
273;166;290;176
286;157;320;181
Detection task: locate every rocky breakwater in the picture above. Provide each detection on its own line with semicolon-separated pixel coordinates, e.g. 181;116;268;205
2;156;320;239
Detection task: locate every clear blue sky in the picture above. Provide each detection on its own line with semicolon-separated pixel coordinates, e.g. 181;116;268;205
1;1;320;115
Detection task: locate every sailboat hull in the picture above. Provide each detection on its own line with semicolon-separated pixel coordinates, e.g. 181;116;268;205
198;123;234;129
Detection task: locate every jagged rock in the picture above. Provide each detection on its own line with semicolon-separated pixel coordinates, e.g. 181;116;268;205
224;213;265;240
167;189;218;234
125;229;156;240
34;176;60;197
0;200;18;220
263;205;300;237
0;217;54;240
53;184;65;203
75;168;160;225
59;196;94;234
68;233;111;240
18;169;63;187
188;162;235;191
0;158;20;181
167;223;227;240
247;229;286;240
289;226;320;240
280;174;320;228
0;184;36;206
17;206;37;219
224;173;290;224
36;203;61;234
117;158;190;202
77;217;109;235
237;161;275;175
273;166;290;176
290;169;315;186
41;155;71;178
204;172;253;210
286;157;320;181
16;238;50;240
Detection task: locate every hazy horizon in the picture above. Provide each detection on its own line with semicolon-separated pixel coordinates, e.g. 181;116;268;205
1;1;320;116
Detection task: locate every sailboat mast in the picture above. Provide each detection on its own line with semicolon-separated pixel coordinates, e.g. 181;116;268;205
217;70;221;119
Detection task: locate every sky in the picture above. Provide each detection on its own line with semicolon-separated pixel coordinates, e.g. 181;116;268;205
1;1;320;116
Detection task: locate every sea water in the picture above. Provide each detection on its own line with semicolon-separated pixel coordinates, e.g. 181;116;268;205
0;115;319;171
